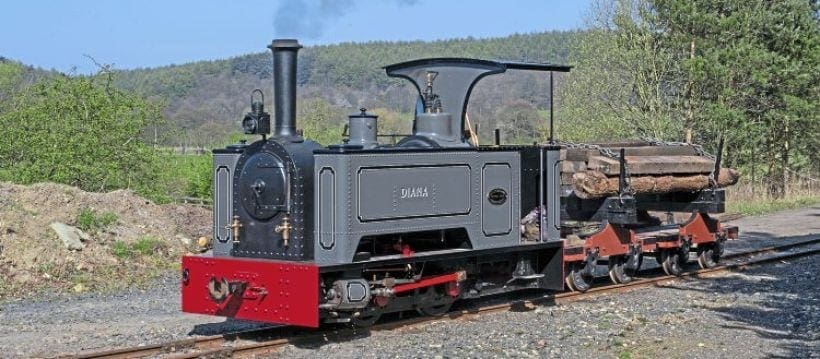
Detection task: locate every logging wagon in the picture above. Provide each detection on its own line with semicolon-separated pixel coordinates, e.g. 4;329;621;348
180;39;740;327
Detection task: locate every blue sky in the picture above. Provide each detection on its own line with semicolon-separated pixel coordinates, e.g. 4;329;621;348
0;0;590;74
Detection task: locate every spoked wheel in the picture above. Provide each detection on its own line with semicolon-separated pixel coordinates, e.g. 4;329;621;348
565;262;594;292
415;286;455;317
625;252;643;278
660;249;687;276
416;301;454;317
697;241;724;269
608;253;641;284
351;308;382;327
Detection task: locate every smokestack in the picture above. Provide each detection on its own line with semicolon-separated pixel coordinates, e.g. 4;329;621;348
268;39;302;139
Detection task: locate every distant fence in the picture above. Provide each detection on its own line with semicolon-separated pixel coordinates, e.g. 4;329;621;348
158;146;209;155
172;196;212;207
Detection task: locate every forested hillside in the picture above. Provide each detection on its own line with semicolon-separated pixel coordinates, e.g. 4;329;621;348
111;31;578;146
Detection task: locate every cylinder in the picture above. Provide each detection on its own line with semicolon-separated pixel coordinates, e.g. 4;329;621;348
268;39;302;139
348;108;378;149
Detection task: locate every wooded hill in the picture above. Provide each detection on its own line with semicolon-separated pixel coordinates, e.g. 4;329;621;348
110;31;578;146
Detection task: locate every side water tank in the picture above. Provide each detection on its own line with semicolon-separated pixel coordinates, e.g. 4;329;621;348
348;108;379;149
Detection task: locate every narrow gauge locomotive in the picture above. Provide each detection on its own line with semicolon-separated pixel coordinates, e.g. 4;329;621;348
181;39;738;327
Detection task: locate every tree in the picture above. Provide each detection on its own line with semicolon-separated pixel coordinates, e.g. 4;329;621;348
652;0;819;197
494;99;543;143
297;97;346;145
558;0;683;142
0;60;24;107
559;0;819;197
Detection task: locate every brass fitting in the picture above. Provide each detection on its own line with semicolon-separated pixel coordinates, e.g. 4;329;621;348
228;215;243;244
274;213;292;247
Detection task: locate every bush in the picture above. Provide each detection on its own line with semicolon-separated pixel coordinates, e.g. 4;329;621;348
152;153;213;201
0;74;163;194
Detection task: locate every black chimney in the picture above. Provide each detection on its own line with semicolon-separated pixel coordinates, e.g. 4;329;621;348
268;39;302;139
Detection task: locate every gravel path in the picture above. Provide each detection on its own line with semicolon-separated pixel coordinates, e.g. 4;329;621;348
278;250;820;359
0;206;817;358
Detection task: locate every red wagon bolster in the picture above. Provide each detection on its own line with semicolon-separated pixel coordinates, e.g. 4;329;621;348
181;255;320;328
680;212;720;244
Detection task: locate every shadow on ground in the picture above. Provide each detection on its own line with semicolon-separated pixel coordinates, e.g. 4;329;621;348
659;255;818;358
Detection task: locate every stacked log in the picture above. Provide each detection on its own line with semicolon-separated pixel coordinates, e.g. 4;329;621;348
559;142;741;199
571;168;740;199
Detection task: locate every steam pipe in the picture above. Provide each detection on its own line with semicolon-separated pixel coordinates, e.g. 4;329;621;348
268;39;302;139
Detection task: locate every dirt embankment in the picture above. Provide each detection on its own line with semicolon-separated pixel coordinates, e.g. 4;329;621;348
0;182;210;300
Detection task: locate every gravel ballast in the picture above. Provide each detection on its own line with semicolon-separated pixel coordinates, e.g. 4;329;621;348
0;206;817;358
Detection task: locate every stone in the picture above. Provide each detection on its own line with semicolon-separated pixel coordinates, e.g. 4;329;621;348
75;262;92;271
175;234;192;246
50;222;88;251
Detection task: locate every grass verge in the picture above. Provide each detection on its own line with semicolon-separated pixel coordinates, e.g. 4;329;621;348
726;195;819;216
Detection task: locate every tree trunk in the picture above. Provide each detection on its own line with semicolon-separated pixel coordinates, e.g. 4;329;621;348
781;120;790;196
684;39;695;144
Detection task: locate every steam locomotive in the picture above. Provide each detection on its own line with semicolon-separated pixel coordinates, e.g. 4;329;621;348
181;39;738;327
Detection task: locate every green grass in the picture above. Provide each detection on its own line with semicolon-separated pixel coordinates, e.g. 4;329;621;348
618;349;632;359
111;241;130;258
726;195;819;216
76;208;118;232
110;236;167;258
132;236;166;255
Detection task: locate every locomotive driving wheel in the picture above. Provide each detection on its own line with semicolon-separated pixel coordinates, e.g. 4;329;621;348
351;307;382;327
415;286;455;317
416;301;454;317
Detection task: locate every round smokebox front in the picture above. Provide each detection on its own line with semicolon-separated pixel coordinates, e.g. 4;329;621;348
238;151;286;221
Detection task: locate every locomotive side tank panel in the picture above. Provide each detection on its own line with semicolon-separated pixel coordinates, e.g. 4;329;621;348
357;166;471;221
212;148;243;256
482;163;513;236
314;150;520;266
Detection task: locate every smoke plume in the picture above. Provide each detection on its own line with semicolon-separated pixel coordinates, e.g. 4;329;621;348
273;0;420;39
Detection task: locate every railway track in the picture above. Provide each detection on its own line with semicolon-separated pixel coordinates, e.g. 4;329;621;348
65;236;820;359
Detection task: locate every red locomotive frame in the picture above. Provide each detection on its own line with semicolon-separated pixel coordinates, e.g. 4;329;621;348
181;256;320;327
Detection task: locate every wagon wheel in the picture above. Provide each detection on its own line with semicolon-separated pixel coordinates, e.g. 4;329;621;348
624;252;643;278
697;240;724;269
608;254;638;284
565;262;594;292
351;308;382;327
660;249;687;276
